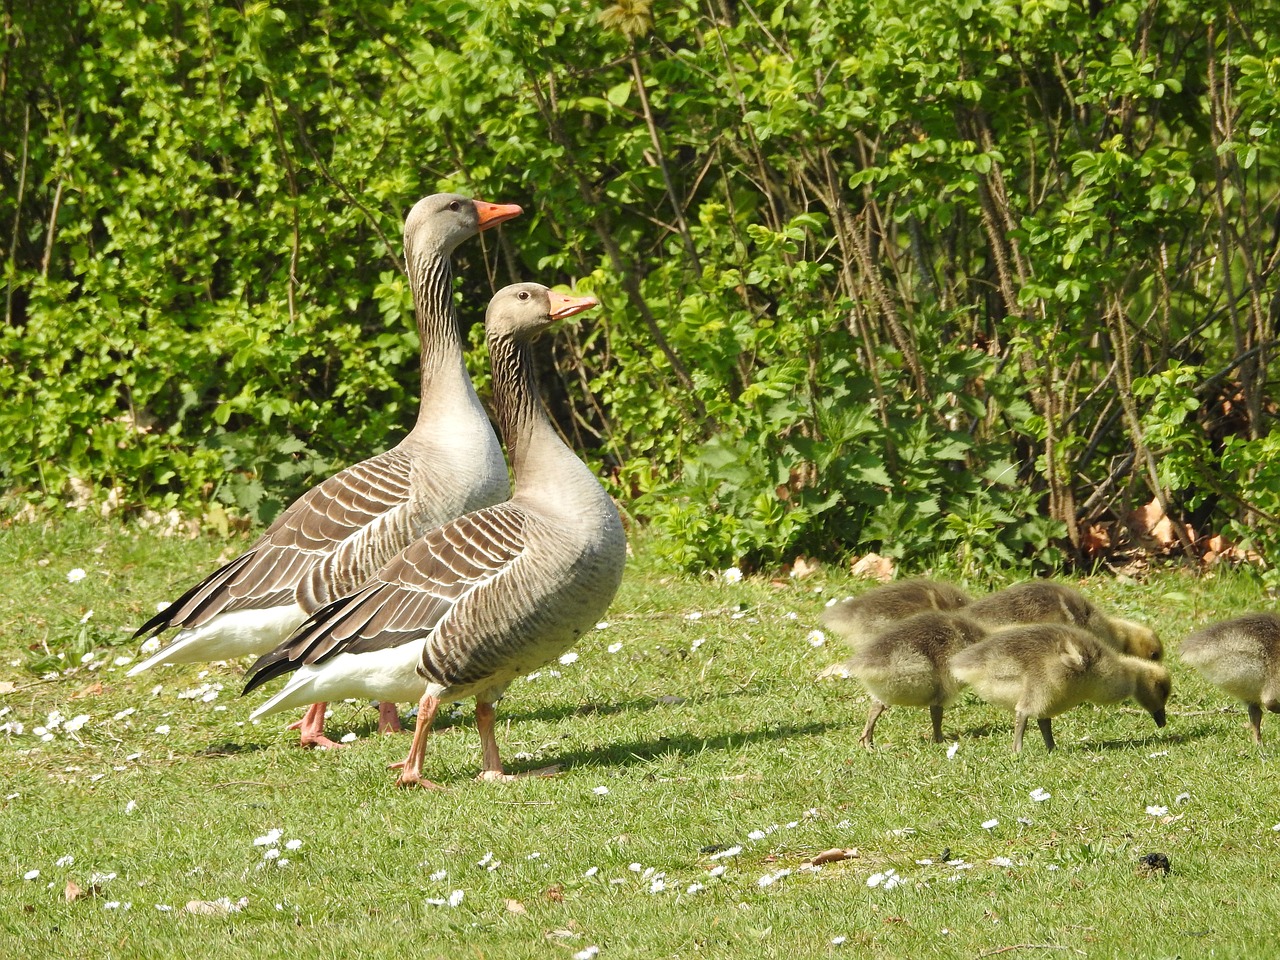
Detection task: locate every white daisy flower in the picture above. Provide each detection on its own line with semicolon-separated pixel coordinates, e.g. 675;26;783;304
23;869;39;881
573;947;600;960
592;786;609;796
67;568;88;583
607;642;623;654
1029;787;1051;802
559;651;579;665
1146;805;1168;817
981;819;999;830
806;630;826;647
722;567;743;584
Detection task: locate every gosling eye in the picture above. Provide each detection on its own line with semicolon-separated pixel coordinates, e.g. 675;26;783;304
517;291;530;301
448;200;461;212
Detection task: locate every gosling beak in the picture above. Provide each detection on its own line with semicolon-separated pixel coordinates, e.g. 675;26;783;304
474;200;523;230
1152;708;1167;728
548;292;598;321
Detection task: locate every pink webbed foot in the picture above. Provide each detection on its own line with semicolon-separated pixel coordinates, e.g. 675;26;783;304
294;702;342;749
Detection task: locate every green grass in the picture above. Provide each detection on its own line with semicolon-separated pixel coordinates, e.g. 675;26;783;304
1;515;1278;958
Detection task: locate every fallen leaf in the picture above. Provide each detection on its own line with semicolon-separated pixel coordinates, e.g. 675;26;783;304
69;682;104;700
850;553;895;582
1081;522;1112;557
810;848;860;866
505;899;528;915
789;556;820;580
0;681;16;695
64;880;87;902
542;885;565;903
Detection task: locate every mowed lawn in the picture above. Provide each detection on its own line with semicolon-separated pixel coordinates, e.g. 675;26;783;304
1;515;1277;959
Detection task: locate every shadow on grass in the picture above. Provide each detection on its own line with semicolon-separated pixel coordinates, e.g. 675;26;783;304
507;718;838;775
955;719;1218;753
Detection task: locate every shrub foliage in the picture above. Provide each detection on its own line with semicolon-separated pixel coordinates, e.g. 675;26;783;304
3;0;1278;573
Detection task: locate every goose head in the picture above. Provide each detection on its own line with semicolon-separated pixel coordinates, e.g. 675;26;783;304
1134;661;1172;727
486;283;598;340
404;193;523;257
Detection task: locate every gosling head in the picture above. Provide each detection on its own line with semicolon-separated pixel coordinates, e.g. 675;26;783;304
1134;661;1173;727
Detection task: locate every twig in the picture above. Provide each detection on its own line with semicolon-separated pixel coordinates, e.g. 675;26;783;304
12;676;64;692
5;102;29;326
976;945;1075;958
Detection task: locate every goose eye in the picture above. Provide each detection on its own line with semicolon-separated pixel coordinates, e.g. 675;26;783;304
517;291;530;300
448;200;461;212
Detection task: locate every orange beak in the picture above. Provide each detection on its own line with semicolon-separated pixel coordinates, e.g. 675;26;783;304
474;200;523;230
548;292;598;320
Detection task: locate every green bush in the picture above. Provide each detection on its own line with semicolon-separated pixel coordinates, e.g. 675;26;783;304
3;0;1279;574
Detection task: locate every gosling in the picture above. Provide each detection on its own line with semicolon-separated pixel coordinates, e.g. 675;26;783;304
1180;613;1280;744
949;623;1171;753
819;578;972;678
843;611;988;748
968;581;1162;661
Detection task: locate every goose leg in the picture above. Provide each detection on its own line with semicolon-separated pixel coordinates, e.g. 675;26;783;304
1248;703;1263;744
475;700;506;781
393;694;443;789
1037;718;1055;752
295;702;343;750
859;701;887;750
376;701;403;734
1012;712;1028;753
929;704;944;743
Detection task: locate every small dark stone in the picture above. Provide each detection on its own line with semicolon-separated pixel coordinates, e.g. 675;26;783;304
938;847;952;863
1138;852;1171;875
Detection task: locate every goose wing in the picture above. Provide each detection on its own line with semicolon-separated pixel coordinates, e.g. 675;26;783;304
242;503;528;694
136;447;416;638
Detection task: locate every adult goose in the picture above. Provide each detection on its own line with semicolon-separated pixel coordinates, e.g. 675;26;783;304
243;283;626;788
130;194;520;749
1180;613;1280;744
950;623;1171;753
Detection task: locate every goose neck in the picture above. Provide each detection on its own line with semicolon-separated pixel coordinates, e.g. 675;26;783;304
409;248;465;393
488;333;565;489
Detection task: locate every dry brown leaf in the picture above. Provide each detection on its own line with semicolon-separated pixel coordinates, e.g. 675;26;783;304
789;556;820;580
542;884;565;903
505;898;528;915
69;682;104;700
810;847;860;866
850;553;895;583
0;681;16;695
64;880;87;902
1081;522;1112;557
